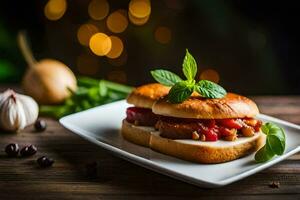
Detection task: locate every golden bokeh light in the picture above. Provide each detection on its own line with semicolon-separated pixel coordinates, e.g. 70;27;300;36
77;52;100;75
108;49;128;66
106;36;124;59
117;9;128;17
89;33;112;56
77;24;99;46
128;11;149;26
107;70;127;83
154;26;172;44
44;0;67;21
88;0;110;20
129;0;151;18
200;69;220;83
106;10;128;33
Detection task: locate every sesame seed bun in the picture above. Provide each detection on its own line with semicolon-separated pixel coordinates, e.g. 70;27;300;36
152;93;259;119
127;83;170;109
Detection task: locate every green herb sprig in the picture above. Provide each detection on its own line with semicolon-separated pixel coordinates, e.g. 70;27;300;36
40;77;133;119
151;49;226;103
255;122;286;162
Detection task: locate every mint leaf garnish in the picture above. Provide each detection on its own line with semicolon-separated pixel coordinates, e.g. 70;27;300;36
195;80;227;99
167;81;194;103
151;69;182;86
182;49;197;81
151;49;227;103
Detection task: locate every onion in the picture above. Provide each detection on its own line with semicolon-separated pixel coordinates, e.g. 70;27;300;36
18;31;77;104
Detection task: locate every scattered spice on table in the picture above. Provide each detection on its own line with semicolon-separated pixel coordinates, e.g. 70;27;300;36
37;156;54;168
269;181;280;188
85;161;99;178
20;145;37;157
34;119;47;132
5;143;20;157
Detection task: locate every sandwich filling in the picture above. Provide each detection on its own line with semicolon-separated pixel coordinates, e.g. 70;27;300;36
126;106;262;142
155;117;262;141
126;107;158;126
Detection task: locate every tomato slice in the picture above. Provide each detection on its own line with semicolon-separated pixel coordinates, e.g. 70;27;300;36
218;119;243;129
198;123;218;141
254;120;263;132
219;127;233;136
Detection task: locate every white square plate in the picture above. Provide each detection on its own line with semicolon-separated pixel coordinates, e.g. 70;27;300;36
60;100;300;188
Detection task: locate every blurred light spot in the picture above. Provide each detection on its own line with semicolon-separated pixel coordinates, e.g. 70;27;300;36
108;49;128;66
88;0;109;20
89;33;112;56
117;9;128;17
129;0;151;18
106;10;128;33
248;30;267;49
128;11;149;26
154;26;172;44
44;0;67;21
164;0;185;10
106;36;124;59
107;70;127;83
77;52;100;75
200;69;220;83
77;24;99;46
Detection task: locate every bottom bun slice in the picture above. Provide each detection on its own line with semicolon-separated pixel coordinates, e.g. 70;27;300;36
121;120;153;147
121;120;265;163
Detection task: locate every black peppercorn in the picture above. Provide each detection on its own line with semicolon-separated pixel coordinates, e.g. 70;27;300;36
85;161;99;178
5;143;19;157
34;119;47;132
37;156;54;168
20;145;37;157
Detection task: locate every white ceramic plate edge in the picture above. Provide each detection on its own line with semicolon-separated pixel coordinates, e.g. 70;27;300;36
59;101;300;188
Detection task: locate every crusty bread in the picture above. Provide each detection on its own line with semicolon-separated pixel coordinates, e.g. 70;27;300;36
127;83;170;108
121;120;265;163
150;131;265;164
121;120;153;147
152;93;259;119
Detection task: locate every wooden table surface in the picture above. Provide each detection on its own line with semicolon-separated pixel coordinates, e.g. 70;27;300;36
1;91;300;199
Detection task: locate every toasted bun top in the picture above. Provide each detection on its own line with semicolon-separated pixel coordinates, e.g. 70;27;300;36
127;83;170;108
152;93;259;119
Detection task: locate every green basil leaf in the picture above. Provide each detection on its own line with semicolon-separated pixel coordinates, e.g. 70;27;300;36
261;124;269;135
255;142;275;163
195;80;227;98
255;122;286;163
167;81;194;103
182;49;197;80
151;69;183;86
262;123;286;155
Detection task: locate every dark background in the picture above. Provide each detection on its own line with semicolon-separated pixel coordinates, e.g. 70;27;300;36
0;0;298;95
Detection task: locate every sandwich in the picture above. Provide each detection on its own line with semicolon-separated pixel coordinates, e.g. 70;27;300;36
151;93;264;163
122;49;285;164
122;83;170;147
123;91;264;163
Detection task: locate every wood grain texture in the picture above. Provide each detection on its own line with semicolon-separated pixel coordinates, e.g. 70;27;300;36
0;88;300;199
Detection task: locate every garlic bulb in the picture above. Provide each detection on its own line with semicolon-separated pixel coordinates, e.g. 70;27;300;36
0;89;39;132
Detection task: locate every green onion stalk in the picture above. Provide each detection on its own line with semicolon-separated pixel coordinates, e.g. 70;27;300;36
39;77;133;119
